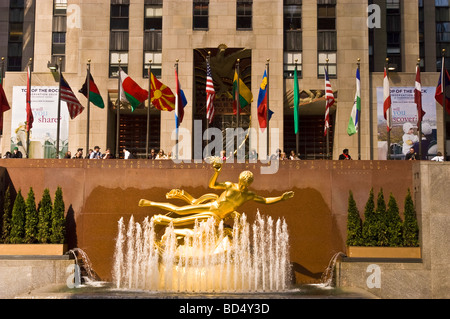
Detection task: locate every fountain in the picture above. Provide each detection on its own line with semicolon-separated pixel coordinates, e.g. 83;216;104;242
112;211;291;293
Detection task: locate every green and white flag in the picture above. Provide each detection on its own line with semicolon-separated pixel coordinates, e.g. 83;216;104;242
347;67;361;136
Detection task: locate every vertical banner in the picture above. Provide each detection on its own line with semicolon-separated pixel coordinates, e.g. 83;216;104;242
11;86;70;158
377;87;437;160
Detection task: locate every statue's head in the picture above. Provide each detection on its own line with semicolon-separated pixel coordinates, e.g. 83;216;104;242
238;171;254;190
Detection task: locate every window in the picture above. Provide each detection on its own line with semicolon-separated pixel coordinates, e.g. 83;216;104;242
144;52;162;78
144;5;162;30
54;0;67;15
284;0;302;78
52;32;66;55
317;0;336;77
193;1;209;30
110;52;128;78
318;52;337;77
284;52;302;78
386;0;401;71
144;2;162;78
236;0;252;30
111;4;129;30
110;3;130;77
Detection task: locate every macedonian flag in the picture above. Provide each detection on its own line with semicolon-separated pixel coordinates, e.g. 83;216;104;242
150;73;175;111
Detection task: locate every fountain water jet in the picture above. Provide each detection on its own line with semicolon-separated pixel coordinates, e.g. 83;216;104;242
112;211;291;293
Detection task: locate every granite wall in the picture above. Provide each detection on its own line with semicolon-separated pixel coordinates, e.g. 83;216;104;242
0;159;415;285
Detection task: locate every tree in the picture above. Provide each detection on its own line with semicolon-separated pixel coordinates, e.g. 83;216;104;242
403;189;419;247
24;187;39;243
37;188;53;243
50;187;66;244
385;193;403;247
362;188;378;246
1;186;12;243
376;188;389;247
346;191;363;246
9;190;26;244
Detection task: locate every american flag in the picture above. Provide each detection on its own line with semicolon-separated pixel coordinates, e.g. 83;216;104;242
206;58;215;124
324;68;335;136
60;74;84;119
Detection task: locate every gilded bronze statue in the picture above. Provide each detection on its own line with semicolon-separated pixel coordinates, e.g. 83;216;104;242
138;158;294;228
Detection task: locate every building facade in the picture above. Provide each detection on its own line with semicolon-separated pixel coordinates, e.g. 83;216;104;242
0;0;448;160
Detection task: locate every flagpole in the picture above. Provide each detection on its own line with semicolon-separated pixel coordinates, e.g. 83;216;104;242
146;59;152;159
0;57;4;84
175;59;179;161
357;58;361;160
86;59;91;155
56;58;62;159
386;58;391;160
326;58;330;160
442;49;447;161
26;58;32;158
236;59;240;130
295;59;299;157
417;58;422;160
116;59;121;159
266;59;270;157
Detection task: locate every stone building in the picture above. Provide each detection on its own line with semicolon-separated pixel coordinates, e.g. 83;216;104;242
0;0;448;160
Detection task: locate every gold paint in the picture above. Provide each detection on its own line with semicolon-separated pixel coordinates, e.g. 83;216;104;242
139;158;294;229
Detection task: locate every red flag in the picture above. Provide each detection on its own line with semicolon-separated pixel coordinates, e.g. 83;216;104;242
26;65;33;131
414;65;426;126
324;68;335;136
435;58;450;115
383;67;392;132
0;82;10;133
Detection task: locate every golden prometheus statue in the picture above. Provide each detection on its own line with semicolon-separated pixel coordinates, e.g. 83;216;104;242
138;157;294;231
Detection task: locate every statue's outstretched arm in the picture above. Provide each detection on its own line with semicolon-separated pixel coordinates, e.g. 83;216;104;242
253;191;294;205
208;161;227;190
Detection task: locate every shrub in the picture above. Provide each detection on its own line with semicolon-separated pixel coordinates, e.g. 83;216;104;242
24;187;39;243
376;188;389;247
346;191;362;246
361;188;378;246
9;190;26;244
385;193;403;247
403;189;419;247
37;188;53;243
1;186;12;243
50;186;66;244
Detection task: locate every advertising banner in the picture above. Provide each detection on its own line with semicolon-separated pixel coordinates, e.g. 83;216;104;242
11;86;69;158
377;87;437;160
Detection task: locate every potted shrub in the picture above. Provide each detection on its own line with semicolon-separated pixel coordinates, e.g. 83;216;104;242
346;188;421;259
0;186;68;255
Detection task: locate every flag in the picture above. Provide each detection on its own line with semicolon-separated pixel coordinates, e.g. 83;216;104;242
150;72;175;112
232;70;253;114
119;69;148;112
294;67;299;135
347;67;361;136
175;68;187;129
0;78;10;133
415;65;426;126
324;68;335;136
206;58;215;124
26;64;33;131
257;69;274;132
383;67;392;132
79;73;105;109
435;59;450;115
60;74;85;119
